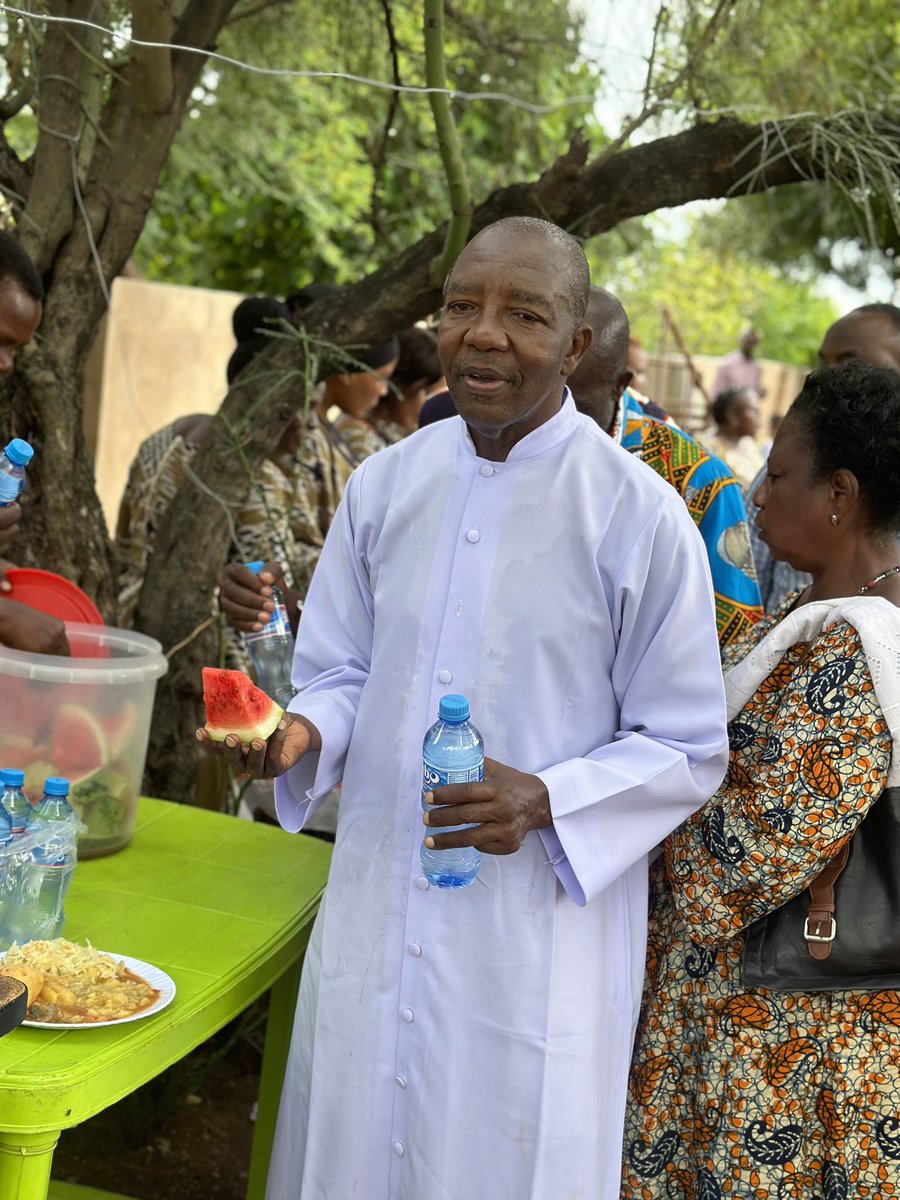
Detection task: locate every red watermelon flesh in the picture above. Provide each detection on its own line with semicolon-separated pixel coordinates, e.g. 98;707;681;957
49;704;107;782
202;668;284;743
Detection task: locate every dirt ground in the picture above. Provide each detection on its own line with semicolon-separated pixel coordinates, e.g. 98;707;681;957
52;1000;268;1200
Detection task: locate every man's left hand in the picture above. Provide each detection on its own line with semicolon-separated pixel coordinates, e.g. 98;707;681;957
422;757;551;856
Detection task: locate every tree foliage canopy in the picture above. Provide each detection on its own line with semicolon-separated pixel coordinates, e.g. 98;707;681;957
137;0;599;292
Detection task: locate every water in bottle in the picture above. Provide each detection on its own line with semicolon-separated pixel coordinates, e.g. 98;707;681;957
0;799;12;941
0;769;31;838
421;693;483;888
0;438;33;506
244;561;296;708
12;777;78;942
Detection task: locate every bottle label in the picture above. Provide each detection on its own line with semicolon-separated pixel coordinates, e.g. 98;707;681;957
422;761;483;797
0;478;21;504
266;602;291;637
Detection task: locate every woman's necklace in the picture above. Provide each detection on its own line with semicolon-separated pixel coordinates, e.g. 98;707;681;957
858;564;900;593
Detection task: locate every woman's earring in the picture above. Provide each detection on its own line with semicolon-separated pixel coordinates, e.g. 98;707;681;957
830;514;840;526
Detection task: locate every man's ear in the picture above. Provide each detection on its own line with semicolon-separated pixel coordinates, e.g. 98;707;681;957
563;325;592;375
616;369;634;400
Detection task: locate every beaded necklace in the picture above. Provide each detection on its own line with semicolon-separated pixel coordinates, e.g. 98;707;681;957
858;564;900;593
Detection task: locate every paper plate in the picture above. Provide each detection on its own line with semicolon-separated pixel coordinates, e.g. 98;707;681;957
16;952;176;1029
3;567;104;626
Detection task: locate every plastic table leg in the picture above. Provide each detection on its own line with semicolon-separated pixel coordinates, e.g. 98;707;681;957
0;1130;60;1200
246;957;303;1200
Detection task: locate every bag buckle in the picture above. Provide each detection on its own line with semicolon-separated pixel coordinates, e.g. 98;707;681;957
804;916;836;943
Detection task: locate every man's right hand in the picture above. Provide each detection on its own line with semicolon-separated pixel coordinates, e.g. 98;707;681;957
195;712;321;779
0;598;70;656
219;560;288;634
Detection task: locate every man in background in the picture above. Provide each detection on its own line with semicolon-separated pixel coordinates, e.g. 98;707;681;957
749;302;900;611
712;325;766;397
568;287;762;647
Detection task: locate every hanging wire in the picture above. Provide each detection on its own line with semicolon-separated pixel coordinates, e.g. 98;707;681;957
0;4;597;115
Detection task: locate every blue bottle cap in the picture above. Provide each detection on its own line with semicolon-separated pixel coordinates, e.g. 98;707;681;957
1;769;24;787
438;693;470;722
43;776;70;797
246;561;264;575
4;439;33;467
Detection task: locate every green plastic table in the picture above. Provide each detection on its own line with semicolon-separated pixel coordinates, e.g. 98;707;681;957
0;797;331;1200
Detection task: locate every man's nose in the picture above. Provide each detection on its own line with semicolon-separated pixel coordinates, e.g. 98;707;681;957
463;309;507;351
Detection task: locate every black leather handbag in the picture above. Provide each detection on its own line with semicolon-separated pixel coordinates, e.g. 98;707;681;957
742;785;900;991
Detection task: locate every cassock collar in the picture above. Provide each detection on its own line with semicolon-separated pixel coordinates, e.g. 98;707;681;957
458;387;580;463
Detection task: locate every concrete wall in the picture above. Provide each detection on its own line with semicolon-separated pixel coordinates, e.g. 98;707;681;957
88;277;243;533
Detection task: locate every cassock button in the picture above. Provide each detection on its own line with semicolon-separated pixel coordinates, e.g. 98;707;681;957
438;669;453;684
415;876;429;891
479;464;494;477
401;1007;414;1022
393;1142;405;1157
466;528;480;543
395;1074;407;1088
408;942;422;957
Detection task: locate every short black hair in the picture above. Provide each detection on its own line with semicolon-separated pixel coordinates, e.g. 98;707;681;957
0;231;43;302
231;295;289;343
446;216;590;330
285;283;342;316
711;386;754;426
392;327;442;390
788;360;900;535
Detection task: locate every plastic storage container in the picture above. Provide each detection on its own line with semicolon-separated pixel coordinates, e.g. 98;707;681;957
0;623;168;859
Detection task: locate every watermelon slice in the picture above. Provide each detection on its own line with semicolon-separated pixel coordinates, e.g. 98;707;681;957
103;702;139;759
202;668;284;744
49;704;107;781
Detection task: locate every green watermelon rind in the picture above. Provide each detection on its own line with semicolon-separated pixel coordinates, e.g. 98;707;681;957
202;668;285;744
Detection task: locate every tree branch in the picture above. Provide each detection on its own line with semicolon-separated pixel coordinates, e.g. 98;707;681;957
0;15;34;119
424;0;472;285
131;0;175;114
225;0;293;24
367;0;402;250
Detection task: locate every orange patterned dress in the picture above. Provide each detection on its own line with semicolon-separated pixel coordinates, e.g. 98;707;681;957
622;604;899;1200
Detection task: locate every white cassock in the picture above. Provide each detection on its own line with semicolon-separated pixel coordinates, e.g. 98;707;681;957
268;392;728;1200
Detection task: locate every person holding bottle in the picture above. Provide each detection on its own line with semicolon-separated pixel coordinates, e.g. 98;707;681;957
0;232;68;656
198;218;729;1200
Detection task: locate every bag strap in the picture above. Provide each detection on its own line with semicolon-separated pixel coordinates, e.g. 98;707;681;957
803;842;850;960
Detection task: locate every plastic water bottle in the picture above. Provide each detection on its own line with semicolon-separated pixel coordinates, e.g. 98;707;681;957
0;438;33;506
13;777;78;941
244;560;296;708
421;694;483;888
0;769;31;839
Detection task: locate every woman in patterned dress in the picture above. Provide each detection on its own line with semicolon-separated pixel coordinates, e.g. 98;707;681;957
622;360;900;1200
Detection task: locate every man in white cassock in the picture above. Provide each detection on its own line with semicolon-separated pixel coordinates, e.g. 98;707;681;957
202;217;729;1200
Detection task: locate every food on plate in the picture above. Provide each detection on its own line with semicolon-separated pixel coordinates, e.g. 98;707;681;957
1;938;159;1024
202;667;284;743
